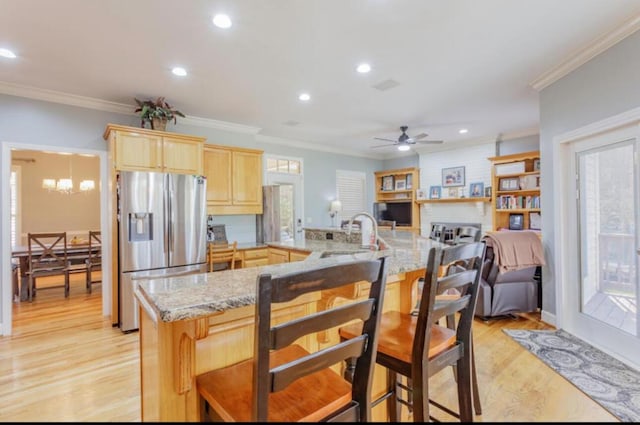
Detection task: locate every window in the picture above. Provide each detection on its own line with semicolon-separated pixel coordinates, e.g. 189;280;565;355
266;157;301;174
10;165;21;246
336;170;366;221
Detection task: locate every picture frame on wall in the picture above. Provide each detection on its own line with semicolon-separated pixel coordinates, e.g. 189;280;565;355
484;186;492;198
529;212;541;230
429;185;441;199
469;182;484;197
509;213;524;230
416;188;427;200
382;175;394;191
442;166;465;187
499;177;519;191
448;187;459;198
395;179;406;190
406;173;413;189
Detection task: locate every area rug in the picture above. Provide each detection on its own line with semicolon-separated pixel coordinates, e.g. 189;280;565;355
504;329;640;422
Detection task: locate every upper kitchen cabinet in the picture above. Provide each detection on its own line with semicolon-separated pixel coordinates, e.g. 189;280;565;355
103;124;205;174
204;144;263;215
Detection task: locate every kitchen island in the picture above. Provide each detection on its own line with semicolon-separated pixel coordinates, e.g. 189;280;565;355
134;230;441;421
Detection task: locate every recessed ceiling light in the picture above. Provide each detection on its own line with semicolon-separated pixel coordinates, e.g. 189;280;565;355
356;63;371;73
172;67;187;77
459;128;468;134
298;93;311;102
213;14;232;29
397;145;411;152
0;48;16;59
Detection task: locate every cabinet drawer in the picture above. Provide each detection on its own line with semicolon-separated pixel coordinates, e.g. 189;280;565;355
244;258;269;268
243;248;268;260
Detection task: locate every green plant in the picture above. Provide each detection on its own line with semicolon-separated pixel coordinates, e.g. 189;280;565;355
134;97;185;128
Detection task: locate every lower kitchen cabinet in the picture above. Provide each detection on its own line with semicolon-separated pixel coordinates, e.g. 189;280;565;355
241;247;269;268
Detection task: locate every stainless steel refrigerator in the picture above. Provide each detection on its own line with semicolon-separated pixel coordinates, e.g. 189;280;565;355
118;171;207;332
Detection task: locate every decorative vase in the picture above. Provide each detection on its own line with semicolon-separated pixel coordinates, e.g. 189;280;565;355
151;117;168;131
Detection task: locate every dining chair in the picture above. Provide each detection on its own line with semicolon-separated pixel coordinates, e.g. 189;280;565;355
429;224;447;243
452;225;481;245
208;241;238;272
26;232;71;302
339;242;485;422
85;230;102;293
196;256;389;422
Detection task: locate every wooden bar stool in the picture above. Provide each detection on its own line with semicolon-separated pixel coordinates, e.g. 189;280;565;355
339;242;486;422
196;256;389;422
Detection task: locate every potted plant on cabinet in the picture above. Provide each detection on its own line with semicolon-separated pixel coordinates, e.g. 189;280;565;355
134;97;185;131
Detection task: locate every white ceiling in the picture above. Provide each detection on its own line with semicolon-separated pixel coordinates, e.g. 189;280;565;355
2;0;640;158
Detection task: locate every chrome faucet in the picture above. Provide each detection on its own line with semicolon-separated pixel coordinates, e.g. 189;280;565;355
346;212;388;251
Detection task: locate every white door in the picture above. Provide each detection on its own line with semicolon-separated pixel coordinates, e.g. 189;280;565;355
265;173;304;242
564;124;640;368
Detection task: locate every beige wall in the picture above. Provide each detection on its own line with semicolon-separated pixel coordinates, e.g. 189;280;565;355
12;150;100;245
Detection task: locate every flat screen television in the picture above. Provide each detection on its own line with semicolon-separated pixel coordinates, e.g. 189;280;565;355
373;202;412;227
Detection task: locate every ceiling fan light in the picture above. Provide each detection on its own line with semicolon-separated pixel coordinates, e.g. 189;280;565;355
397;144;411;152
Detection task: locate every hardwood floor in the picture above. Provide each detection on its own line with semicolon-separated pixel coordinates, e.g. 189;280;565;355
0;274;619;422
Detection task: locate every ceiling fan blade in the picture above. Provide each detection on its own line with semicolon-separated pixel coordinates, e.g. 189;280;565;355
416;140;444;145
413;132;429;140
370;143;395;149
373;137;397;142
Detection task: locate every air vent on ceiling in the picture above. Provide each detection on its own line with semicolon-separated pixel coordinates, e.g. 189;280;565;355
372;79;400;91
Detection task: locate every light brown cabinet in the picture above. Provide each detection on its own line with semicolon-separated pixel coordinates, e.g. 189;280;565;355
241;247;269;268
204;144;263;215
488;150;541;233
268;247;289;264
288;249;311;262
374;167;421;230
104;124;204;174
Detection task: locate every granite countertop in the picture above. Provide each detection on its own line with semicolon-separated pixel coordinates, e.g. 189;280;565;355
135;230;441;323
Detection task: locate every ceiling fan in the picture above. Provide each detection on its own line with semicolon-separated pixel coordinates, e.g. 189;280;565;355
371;125;444;151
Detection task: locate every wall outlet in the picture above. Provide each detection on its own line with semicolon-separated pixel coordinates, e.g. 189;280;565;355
326;232;333;240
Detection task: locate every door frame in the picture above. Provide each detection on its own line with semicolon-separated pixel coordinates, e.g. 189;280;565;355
263;154;305;242
554;107;640;369
0;141;111;336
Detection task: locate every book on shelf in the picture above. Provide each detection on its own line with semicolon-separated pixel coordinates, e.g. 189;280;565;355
496;195;540;210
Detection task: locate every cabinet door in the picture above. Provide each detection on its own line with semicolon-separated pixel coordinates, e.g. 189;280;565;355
289;250;310;262
163;136;203;174
113;131;162;171
268;248;289;264
232;151;262;206
203;147;232;205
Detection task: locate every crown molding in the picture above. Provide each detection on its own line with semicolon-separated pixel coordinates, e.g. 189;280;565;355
530;13;640;91
0;80;261;135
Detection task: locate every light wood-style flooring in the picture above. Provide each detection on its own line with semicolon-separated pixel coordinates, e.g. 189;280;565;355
0;274;619;422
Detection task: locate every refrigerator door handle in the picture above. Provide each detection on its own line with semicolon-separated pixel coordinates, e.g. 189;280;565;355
163;174;170;258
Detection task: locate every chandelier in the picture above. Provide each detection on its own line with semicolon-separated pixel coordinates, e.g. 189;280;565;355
41;153;95;194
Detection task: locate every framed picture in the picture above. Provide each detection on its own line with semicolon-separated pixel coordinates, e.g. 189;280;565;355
469;182;484;198
442;166;465;187
429;185;441;199
448;187;459;198
509;213;524;230
416;188;427;200
382;175;394;191
529;212;541;230
484;186;492;198
395;179;406;190
406;173;413;189
533;158;541;171
499;177;519;191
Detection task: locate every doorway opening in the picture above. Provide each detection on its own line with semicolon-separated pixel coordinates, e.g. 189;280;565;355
1;142;110;336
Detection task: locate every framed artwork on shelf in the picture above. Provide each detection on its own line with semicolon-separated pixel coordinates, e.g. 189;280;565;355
499;177;519;191
406;173;413;189
395;179;406;190
429;185;441;199
448;187;459;198
382;175;394;191
416;188;427;200
509;213;524;230
533;158;541;171
529;212;541;230
484;186;492;198
442;166;465;187
469;182;484;198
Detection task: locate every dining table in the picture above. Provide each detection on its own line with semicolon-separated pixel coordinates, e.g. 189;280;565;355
11;240;101;301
